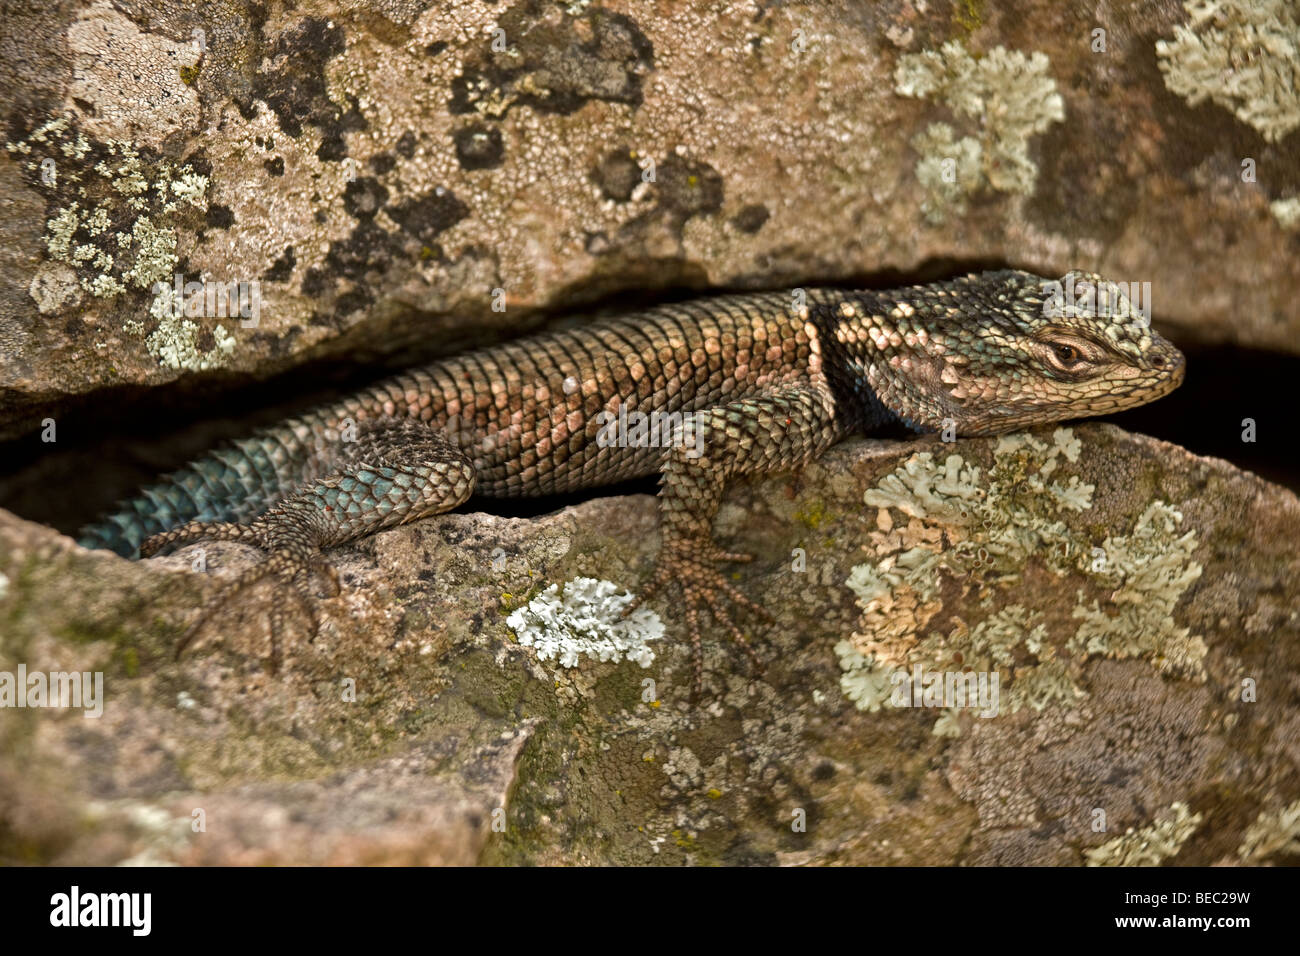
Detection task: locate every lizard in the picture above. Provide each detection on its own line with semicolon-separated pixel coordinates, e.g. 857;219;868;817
78;269;1185;700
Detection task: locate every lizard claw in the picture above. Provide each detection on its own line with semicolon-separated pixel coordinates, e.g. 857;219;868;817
625;536;771;703
173;549;323;671
145;520;329;670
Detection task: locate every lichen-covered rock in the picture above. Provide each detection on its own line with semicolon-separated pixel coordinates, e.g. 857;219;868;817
1;424;1297;865
2;0;1299;437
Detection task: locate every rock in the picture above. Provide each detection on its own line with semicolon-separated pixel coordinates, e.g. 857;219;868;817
2;424;1297;865
2;0;1299;437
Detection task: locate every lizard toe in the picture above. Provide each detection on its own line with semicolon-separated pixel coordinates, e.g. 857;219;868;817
635;535;773;701
177;549;324;670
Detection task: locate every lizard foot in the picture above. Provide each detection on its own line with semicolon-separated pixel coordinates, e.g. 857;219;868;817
142;521;338;671
621;537;773;703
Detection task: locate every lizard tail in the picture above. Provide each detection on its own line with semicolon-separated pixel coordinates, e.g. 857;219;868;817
77;421;322;557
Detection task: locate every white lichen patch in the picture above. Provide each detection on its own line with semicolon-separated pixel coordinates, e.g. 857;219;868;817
29;262;84;314
1271;196;1300;231
1156;0;1300;144
506;577;663;669
838;429;1206;728
895;40;1065;221
67;0;201;146
1238;798;1300;862
1085;802;1203;866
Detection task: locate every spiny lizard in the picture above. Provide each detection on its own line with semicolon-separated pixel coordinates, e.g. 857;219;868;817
78;269;1185;699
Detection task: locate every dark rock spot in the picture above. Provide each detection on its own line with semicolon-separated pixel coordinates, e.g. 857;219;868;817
425;41;448;56
369;152;396;175
387;188;470;244
655;156;724;217
342;177;390;221
263;245;296;282
450;5;653;117
592;148;641;202
603;155;726;256
301;266;328;297
186;153;214;180
253;17;368;163
204;204;234;229
325;219;395;280
316;96;367;162
731;203;769;234
395;130;417;158
263;156;285;176
334;286;374;316
453;123;504;170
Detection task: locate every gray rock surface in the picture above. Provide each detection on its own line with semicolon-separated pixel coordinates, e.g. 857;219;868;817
2;0;1299;437
2;424;1297;865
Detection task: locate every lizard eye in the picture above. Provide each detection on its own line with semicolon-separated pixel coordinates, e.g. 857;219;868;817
1050;343;1083;367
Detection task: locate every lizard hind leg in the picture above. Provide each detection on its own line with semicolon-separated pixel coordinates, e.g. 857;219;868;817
149;417;477;668
621;384;841;703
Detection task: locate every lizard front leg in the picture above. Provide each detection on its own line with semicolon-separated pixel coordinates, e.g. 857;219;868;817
141;418;476;668
623;383;843;701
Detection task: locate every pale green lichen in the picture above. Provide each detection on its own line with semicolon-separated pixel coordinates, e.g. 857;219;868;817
1238;799;1300;862
1068;501;1206;680
29;262;83;314
931;708;963;737
121;290;237;371
122;218;178;290
1085;802;1203;866
909;123;984;223
839;428;1205;729
895;40;1064;221
1156;0;1300;144
834;639;895;712
168;173;209;209
5;115;208;302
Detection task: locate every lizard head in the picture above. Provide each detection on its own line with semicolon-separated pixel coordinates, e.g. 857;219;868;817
849;269;1185;436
